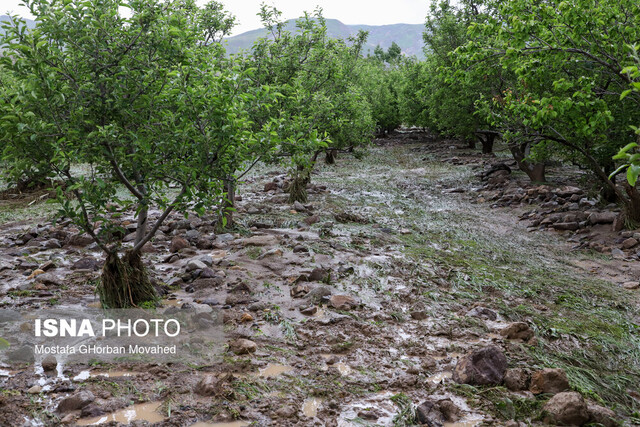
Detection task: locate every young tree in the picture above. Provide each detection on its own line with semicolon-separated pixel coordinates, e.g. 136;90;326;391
0;0;265;307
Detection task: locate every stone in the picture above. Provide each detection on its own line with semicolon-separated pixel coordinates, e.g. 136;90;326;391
612;214;625;232
241;235;278;247
186;259;207;272
71;257;102;271
27;385;42;394
293;245;308;253
329;295;358;310
67;233;94;247
57;390;95;413
290;283;311;298
530;368;569;395
303;215;320;225
36;273;63;287
453;345;507;386
40;261;56;271
504;368;530;391
229;338;257;355
587;403;618;427
264;182;278;192
500;322;534;341
416;400;445;426
305;286;332;303
293;201;306;212
543;392;589;426
308;267;329;282
170;236;189;253
552;222;580;231
185;229;201;241
300;305;318;316
44;239;62;249
410;311;428;320
623;282;640;290
588;211;617;225
437;399;461;422
42;354;57;372
466;306;498;321
195;374;219;396
611;248;626;259
622;238;638;249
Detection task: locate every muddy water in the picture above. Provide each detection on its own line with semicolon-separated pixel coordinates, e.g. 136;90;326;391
428;371;453;383
302;397;322;417
258;364;293;378
189;422;249;427
73;369;139;381
76;401;164;425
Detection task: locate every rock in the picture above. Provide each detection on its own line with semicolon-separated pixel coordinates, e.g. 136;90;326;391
27;385;42;394
264;182;278;192
293;201;306;212
622;238;638;249
588;212;617;225
530;368;569;395
305;286;332;303
415;400;445;427
42;355;57;372
308;267;329;282
196;237;214;249
329;295;358;310
40;261;56;271
542;392;589;426
290;284;311;298
504;368;530;391
437;399;461;422
293;245;308;253
67;233;94;247
612;214;625;232
57;390;95;413
241;313;253;323
170;236;189;253
71;257;102;271
241;235;279;247
300;305;318;316
410;311;428;320
36;273;63;287
587;402;618;427
466;306;497;321
555;186;583;198
185;229;201;241
186;259;207;272
216;233;235;243
453;345;507;386
552;222;580;231
500;322;534;341
229;339;257;355
623;282;640;290
44;239;62;249
195;375;219;396
303;215;320;226
611;248;626;259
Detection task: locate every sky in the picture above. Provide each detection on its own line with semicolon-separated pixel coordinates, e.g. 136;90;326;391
1;0;430;36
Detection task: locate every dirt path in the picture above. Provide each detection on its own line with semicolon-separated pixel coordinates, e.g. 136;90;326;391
1;132;639;426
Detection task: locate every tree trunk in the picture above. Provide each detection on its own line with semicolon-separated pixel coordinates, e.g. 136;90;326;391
98;250;156;308
325;149;337;165
288;165;310;204
623;182;640;224
509;142;546;182
481;133;495;154
467;138;476;149
218;176;236;229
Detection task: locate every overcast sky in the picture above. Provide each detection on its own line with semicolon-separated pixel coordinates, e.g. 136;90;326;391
2;0;430;36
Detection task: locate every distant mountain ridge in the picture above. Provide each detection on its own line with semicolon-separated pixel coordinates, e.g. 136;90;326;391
225;19;425;59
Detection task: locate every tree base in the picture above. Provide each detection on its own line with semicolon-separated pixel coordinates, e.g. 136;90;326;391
97;251;157;308
288;174;309;203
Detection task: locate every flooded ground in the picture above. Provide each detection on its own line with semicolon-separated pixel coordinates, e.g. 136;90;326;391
0;131;639;425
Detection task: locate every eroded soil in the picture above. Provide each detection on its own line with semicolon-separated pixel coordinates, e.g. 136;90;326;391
1;131;639;426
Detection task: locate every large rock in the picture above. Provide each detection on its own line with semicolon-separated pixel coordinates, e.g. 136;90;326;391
57;390;95;413
195;374;219;396
42;355;57;372
329;295;358;310
453;345;507;386
71;257;102;271
588;212;617;225
504;368;530;391
530;368;569;395
228;339;257;355
415;400;445;427
66;233;94;247
241;235;278;247
543;392;589;425
587;403;618;427
170;236;189;253
500;322;534;341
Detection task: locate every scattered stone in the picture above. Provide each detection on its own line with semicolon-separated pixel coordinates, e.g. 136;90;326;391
308;267;329;282
264;182;278;192
329;295;357;310
186;259;207;272
170;236;189;253
552;222;579;231
195;375;219;396
588;212;617;225
57;390;95;413
530;368;569;395
466;306;498;321
500;322;534;341
44;239;62;249
67;233;94;247
71;257;102;271
27;385;42;394
437;399;461;422
611;248;626;259
229;339;257;355
542;392;589;426
622;238;638;249
303;215;320;226
293;245;308;253
27;269;46;279
35;273;63;287
290;283;310;298
300;305;318;316
305;286;332;303
623;282;640;290
504;368;530;391
416;400;445;426
240;313;254;323
42;355;57;372
410;311;428;320
40;261;56;271
453;345;507;386
241;235;279;247
587;402;618;427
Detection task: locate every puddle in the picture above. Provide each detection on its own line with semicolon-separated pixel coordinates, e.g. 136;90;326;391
190;422;249;427
428;371;452;383
258;364;293;378
74;369;139;380
76;401;164;425
162;298;181;307
302;397;322;417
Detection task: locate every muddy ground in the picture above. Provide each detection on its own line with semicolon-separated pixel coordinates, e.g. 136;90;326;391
0;130;639;426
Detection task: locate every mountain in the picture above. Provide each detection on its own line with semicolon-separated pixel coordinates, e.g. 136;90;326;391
224;19;425;59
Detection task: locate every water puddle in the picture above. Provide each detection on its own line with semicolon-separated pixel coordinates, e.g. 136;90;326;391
162;298;181;307
302;397;322;417
73;369;139;381
76;401;164;425
428;371;452;383
258;364;293;378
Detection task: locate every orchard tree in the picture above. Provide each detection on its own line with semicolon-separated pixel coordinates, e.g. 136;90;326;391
247;6;375;202
0;0;266;307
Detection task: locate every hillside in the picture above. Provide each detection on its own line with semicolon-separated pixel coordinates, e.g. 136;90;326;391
225;18;425;59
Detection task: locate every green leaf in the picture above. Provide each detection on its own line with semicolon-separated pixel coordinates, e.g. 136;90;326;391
627;164;640;187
